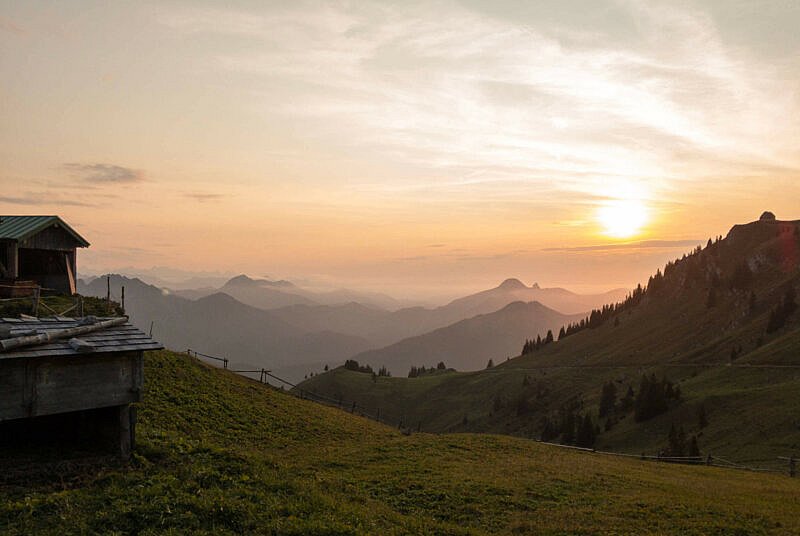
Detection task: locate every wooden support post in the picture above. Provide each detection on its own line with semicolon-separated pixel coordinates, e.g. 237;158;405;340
790;456;796;478
8;243;18;279
351;401;356;413
32;287;40;317
706;454;713;466
118;405;132;460
130;405;138;454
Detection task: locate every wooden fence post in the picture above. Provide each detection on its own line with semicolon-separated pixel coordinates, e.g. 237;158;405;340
790;456;796;478
376;408;380;422
32;287;40;317
706;454;713;466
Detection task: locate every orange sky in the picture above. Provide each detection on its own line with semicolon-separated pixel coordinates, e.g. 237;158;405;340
2;2;799;298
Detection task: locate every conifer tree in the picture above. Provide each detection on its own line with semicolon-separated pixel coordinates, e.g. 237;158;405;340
697;404;708;429
576;414;596;448
598;381;617;417
688;435;701;457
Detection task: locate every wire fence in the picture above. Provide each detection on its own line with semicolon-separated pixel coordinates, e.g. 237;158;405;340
184;347;797;478
186;350;413;429
0;291;87;317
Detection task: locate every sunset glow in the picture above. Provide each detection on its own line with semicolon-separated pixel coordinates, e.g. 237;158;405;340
1;1;799;297
597;199;649;239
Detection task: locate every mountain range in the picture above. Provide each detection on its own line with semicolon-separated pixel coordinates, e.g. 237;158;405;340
79;273;626;381
298;215;800;460
77;276;372;379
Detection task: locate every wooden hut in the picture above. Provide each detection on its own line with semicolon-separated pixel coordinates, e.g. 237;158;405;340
0;215;90;297
0;316;162;458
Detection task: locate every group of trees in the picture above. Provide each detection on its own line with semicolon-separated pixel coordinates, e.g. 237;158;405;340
408;361;447;377
520;234;771;356
521;330;555;354
634;374;681;422
540;409;597;449
343;360;390;377
664;424;701;458
594;375;680;425
343;359;373;374
766;285;797;333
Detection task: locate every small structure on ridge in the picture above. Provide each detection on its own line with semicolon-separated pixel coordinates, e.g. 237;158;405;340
0;316;162;459
0;215;90;297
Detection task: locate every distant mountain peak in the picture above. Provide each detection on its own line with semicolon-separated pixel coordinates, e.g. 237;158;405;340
225;274;257;286
498;278;527;290
760;211;776;222
224;274;295;288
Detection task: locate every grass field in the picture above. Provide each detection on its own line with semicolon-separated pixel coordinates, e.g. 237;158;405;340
1;350;798;535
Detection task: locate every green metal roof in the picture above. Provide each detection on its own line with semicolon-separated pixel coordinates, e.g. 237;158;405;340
0;216;90;247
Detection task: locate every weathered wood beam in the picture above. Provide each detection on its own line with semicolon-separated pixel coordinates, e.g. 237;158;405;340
0;317;128;352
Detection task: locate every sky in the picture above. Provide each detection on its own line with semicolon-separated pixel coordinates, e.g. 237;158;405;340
1;1;799;299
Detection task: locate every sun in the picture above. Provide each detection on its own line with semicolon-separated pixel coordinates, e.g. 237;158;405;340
596;197;649;239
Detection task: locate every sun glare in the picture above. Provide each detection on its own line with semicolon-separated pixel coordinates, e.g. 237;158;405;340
596;196;649;239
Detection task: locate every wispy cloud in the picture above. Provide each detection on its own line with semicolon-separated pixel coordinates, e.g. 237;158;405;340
542;239;702;252
185;193;225;202
0;193;95;207
155;1;800;207
62;163;144;183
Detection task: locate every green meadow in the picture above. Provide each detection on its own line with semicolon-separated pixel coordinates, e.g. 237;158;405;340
2;350;798;535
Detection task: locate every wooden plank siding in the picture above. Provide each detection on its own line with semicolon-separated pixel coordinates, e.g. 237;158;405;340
0;317;161;458
16;224;84;251
0;351;143;422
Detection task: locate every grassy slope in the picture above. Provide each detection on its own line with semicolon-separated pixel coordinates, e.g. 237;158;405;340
1;350;798;535
300;327;800;462
298;221;800;460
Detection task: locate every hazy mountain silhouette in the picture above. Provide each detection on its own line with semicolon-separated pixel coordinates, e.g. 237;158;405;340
77;275;370;381
349;301;584;374
172;274;417;311
271;279;627;347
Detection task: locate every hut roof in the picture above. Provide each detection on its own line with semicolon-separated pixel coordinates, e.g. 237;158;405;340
0;317;162;359
0;215;90;247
